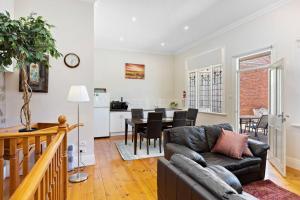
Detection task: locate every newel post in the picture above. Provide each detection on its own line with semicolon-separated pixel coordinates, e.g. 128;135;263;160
58;115;68;200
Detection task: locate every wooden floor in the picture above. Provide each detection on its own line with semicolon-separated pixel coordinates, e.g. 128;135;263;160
67;136;300;200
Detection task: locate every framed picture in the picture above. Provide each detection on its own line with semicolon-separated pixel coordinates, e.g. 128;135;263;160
125;63;145;79
19;62;49;93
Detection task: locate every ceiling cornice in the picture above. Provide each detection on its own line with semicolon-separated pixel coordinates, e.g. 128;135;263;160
95;47;175;57
175;0;292;55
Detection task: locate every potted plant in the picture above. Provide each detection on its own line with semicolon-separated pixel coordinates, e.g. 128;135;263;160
169;101;178;109
0;12;62;131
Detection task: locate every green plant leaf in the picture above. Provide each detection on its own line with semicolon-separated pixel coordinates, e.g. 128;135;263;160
0;11;62;69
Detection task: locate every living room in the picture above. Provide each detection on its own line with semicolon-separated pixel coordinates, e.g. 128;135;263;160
1;0;300;199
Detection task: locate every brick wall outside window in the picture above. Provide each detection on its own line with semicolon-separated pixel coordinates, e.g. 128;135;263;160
240;69;268;115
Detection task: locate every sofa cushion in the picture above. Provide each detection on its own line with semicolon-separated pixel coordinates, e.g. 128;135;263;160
165;143;207;166
170;154;238;199
207;165;243;194
211;129;248;159
201;152;262;171
203;123;233;150
166;126;209;152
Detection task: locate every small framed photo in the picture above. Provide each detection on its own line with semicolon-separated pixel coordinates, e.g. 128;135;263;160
19;62;49;93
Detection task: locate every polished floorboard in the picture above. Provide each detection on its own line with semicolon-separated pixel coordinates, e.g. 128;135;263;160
67;136;300;200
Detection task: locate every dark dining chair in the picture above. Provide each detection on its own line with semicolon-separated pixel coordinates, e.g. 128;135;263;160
131;109;144;142
250;115;268;137
139;112;163;154
187;108;198;126
173;111;187;127
154;108;167;118
131;109;144;119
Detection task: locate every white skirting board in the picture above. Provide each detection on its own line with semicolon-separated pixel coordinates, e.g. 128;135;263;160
72;154;96;167
287;157;300;171
110;132;131;136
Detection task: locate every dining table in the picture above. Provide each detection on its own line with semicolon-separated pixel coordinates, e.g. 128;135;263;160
125;118;193;155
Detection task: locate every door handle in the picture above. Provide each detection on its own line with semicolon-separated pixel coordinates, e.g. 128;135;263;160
278;113;289;123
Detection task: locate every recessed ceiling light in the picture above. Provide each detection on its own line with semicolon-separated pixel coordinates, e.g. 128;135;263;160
119;37;124;42
131;17;137;22
184;26;189;31
160;42;165;47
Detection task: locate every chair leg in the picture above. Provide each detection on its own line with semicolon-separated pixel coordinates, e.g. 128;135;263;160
159;137;162;153
147;139;149;155
154;139;156;148
139;135;142;149
132;127;134;142
255;128;258;137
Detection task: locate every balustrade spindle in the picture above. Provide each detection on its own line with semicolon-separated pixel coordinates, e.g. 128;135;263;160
35;136;41;161
9;138;18;195
0;139;4;200
23;137;29;176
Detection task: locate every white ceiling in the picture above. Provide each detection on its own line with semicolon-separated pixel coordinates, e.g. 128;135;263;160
94;0;285;54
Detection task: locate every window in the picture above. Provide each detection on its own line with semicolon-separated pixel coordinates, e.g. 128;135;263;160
188;64;224;113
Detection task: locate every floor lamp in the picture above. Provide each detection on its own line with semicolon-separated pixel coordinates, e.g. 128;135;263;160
67;85;90;183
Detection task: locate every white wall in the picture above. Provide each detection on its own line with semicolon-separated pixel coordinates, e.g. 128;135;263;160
4;0;95;165
174;0;300;169
94;49;175;109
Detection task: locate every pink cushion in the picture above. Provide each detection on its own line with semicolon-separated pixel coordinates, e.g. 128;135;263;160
243;146;254;157
211;129;249;159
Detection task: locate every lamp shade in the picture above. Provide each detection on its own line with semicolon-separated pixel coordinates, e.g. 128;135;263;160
67;85;90;102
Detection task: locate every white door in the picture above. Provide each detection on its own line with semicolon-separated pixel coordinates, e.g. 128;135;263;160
268;58;286;176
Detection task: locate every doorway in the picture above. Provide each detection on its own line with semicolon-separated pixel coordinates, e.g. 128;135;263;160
237;51;271;144
236;49;287;176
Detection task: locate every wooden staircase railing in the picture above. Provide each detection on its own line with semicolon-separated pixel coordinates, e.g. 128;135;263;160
0;115;76;200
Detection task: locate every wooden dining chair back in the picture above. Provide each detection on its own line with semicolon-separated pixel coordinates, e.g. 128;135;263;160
139;112;163;154
155;108;167;118
173;111;187;127
187;108;198;126
146;112;163;138
131;109;144;119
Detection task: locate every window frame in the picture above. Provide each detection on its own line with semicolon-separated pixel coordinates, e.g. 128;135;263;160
187;64;225;114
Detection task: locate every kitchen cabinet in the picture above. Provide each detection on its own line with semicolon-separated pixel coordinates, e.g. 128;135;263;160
110;111;131;133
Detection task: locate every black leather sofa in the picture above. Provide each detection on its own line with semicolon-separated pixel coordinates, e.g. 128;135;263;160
158;154;258;200
163;124;270;185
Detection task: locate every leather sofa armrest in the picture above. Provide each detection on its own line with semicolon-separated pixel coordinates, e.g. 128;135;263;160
248;139;270;157
165;143;207;167
248;139;269;180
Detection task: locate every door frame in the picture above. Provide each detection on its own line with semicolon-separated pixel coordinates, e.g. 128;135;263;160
234;47;273;131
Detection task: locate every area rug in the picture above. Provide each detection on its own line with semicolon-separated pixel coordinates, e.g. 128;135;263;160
115;141;164;161
243;179;300;200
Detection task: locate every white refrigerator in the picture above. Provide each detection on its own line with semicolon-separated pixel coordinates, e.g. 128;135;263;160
94;92;110;138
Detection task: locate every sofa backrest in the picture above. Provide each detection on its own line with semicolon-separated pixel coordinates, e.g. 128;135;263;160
163;123;233;152
170;154;238;199
202;123;233;150
157;158;219;200
158;156;257;200
164;126;209;152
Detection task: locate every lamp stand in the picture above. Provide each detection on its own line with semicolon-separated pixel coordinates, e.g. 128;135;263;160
69;103;88;183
